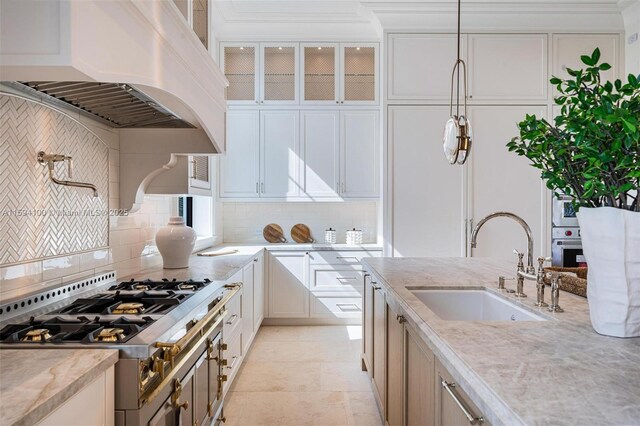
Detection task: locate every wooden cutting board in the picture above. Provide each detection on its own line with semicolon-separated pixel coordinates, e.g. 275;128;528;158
291;224;314;243
263;224;287;243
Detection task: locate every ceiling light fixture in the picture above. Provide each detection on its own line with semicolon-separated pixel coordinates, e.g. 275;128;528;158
318;47;322;50
239;46;244;50
442;0;472;165
278;47;283;50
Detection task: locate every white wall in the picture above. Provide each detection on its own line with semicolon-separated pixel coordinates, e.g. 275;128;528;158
622;0;640;75
223;202;378;244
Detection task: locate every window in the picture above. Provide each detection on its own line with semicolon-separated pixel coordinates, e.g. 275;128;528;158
178;196;213;238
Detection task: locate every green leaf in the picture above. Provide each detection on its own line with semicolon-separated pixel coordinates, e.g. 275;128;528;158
581;55;595;66
591;48;601;64
599;63;612;71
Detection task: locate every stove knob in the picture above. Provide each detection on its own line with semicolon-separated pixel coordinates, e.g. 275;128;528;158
565;230;572;236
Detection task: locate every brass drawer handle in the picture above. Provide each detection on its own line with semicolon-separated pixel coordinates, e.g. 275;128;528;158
441;380;484;424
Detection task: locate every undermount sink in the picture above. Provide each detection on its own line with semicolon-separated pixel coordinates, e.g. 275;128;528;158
410;289;546;322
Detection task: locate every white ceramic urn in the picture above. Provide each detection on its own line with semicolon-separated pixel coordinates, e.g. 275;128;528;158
155;216;197;269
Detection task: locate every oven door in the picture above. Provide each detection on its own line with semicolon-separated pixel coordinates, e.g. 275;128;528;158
552;239;585;267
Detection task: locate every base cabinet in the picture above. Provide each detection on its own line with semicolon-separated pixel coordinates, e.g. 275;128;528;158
364;275;486;426
268;251;309;318
435;358;488;426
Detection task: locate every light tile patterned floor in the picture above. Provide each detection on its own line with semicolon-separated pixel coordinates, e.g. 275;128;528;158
224;325;383;426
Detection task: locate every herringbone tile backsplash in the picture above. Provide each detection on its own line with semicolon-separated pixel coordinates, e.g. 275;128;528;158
0;94;109;266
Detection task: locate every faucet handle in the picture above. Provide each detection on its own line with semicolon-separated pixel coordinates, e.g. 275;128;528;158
537;256;551;272
513;249;524;270
512;249;524;259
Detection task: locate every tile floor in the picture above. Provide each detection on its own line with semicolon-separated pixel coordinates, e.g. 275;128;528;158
224;325;383;426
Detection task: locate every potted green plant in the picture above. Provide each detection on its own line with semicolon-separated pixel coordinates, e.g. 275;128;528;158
507;48;640;338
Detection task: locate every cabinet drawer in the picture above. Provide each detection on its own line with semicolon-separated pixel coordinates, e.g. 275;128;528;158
222;328;243;395
223;290;242;338
307;250;380;265
310;266;363;294
311;296;363;318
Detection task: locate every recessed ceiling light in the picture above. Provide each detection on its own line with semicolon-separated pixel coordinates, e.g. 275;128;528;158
318;47;322;50
356;47;361;51
278;47;283;50
239;47;244;50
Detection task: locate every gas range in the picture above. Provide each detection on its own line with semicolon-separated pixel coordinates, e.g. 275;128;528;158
0;271;241;425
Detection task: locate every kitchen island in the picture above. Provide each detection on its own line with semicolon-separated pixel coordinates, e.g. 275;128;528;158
361;257;640;425
0;349;118;426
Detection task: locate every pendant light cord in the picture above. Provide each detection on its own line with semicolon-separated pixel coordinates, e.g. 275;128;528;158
456;0;461;117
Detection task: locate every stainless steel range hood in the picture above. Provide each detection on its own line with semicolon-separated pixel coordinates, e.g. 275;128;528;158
7;81;194;129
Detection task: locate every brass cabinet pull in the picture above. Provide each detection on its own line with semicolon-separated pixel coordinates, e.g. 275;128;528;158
441;380;484;424
396;314;406;324
172;378;189;411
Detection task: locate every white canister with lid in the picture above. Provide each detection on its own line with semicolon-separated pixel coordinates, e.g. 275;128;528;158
324;228;337;244
346;228;363;245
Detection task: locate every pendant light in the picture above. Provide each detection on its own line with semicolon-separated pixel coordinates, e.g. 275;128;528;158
443;0;472;165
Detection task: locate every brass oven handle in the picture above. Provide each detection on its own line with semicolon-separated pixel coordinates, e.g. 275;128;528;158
441;380;484;424
172;378;190;411
155;283;241;364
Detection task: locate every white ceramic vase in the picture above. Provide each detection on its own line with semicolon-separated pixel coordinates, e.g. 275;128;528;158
577;207;640;338
155;216;197;269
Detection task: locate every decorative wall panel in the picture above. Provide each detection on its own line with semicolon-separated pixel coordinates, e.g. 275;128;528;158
0;93;109;266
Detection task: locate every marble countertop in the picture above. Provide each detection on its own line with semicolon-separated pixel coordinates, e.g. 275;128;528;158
0;349;118;426
119;243;381;282
362;257;640;426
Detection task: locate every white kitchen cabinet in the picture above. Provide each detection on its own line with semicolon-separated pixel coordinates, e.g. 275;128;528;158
220;110;260;197
260;43;299;105
267;251;309;318
389;106;465;257
221;42;260;105
38;366;114;426
301;43;340;105
253;253;265;330
340;43;378;105
468;34;548;101
387;34;465;101
309;265;363;294
340;110;380;198
552;34;621;88
468;106;548;260
260;110;300;197
242;261;255;354
222;42;299;105
300;110;340;197
301;42;378;105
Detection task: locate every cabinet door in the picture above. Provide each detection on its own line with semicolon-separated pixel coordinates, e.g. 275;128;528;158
268;252;309;318
260;110;300;197
301;110;340;197
189;155;211;190
468;34;548;101
363;273;374;374
386;303;404;426
148;398;177;426
222;43;260;105
406;324;435;426
301;43;339;104
389;106;465;257
372;281;386;409
194;352;210;426
468;106;547;261
388;34;464;101
260;43;299;105
340;110;379;198
340;43;378;105
552;34;620;88
220;110;260;198
242;261;255;353
253;254;265;330
176;368;195;426
435;358;487;426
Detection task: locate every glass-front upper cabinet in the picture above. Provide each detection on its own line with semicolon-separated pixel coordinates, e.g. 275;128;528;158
301;43;339;104
222;43;260;105
302;43;378;105
260;43;299;104
340;43;378;105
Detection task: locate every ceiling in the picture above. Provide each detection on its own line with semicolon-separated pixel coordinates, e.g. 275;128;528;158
211;0;628;39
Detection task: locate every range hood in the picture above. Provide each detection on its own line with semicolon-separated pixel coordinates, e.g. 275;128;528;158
0;0;229;212
7;81;194;129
